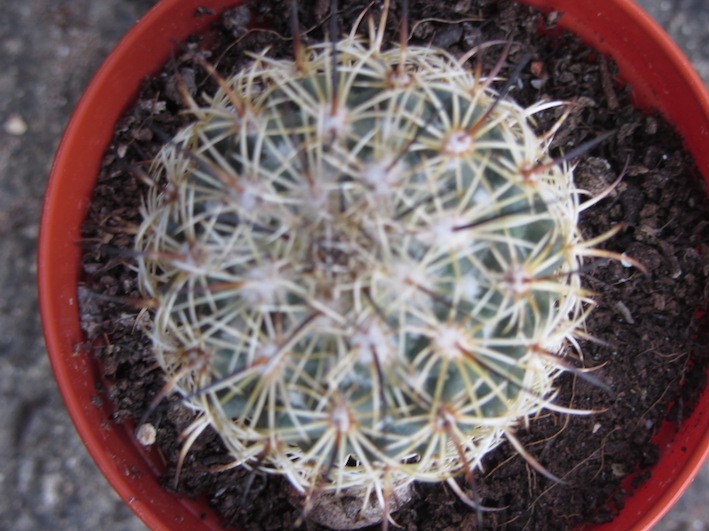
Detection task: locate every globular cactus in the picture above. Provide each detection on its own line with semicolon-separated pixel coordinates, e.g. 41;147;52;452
134;7;593;520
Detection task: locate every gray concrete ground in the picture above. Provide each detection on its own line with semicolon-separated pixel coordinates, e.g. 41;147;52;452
0;0;707;529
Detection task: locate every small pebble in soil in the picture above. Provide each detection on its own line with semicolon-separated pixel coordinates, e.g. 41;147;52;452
136;423;157;446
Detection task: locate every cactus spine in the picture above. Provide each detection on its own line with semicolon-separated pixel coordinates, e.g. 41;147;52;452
135;6;591;517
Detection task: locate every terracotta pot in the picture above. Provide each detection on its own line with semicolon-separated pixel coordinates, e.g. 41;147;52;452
38;0;709;529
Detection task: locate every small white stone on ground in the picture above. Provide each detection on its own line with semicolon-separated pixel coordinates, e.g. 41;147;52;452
4;114;28;136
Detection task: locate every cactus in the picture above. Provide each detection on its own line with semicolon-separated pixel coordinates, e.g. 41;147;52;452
134;5;595;521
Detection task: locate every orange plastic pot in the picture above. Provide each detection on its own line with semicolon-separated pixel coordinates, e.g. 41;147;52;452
38;0;709;529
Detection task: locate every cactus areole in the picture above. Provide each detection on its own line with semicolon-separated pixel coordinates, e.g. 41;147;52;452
134;20;591;509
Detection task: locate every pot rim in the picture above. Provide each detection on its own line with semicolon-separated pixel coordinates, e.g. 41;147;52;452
38;1;709;530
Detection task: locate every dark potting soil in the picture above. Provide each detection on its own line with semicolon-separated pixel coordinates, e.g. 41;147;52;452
79;1;709;529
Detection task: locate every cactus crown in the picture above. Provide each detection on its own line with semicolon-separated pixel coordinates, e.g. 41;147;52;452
135;6;590;515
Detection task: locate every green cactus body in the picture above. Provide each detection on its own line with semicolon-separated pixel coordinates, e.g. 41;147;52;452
136;32;585;497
